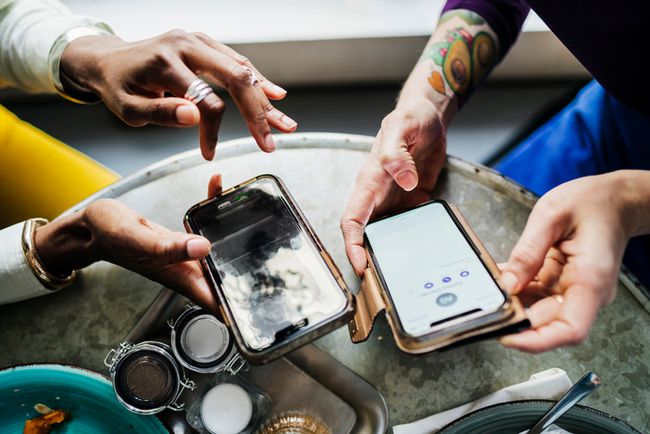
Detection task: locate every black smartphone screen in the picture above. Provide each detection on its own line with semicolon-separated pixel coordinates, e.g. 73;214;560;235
365;201;505;338
188;176;348;352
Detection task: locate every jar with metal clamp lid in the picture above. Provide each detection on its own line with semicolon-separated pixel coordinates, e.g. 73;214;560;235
104;341;195;415
170;305;247;375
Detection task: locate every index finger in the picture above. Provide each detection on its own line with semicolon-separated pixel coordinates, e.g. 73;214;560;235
500;283;600;353
500;203;567;294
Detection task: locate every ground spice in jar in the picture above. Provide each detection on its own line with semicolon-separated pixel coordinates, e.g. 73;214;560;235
116;349;177;410
124;357;173;402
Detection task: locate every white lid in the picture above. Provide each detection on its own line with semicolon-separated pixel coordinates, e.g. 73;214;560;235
201;383;253;434
181;315;229;362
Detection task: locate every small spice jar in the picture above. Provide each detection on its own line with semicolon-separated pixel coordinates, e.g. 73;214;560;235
170;305;246;374
104;341;195;414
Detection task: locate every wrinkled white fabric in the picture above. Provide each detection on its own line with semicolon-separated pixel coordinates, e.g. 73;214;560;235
0;0;111;305
0;221;55;305
0;0;107;93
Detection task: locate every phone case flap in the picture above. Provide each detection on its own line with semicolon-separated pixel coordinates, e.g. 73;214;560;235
348;268;386;343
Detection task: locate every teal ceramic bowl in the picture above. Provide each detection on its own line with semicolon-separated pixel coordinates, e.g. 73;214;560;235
438;400;642;434
0;364;168;434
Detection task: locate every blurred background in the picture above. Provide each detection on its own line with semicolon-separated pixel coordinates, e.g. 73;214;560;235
0;0;590;175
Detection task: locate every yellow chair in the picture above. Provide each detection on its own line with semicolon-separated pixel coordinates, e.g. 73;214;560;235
0;105;119;228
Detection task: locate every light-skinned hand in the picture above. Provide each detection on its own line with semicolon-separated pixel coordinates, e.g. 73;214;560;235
499;171;650;353
341;97;448;275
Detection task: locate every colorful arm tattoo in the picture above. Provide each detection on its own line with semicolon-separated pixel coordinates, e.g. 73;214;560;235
420;9;498;98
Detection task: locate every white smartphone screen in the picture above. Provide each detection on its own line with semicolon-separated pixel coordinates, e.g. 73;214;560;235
365;201;505;337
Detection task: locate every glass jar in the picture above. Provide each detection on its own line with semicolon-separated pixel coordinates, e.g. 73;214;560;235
186;372;271;434
104;341;195;414
170;305;246;375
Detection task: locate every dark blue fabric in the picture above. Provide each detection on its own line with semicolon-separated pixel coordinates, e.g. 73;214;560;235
495;80;650;288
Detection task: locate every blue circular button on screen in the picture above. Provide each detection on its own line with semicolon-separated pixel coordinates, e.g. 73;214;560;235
436;293;457;307
424;282;434;289
442;276;452;283
460;270;470;277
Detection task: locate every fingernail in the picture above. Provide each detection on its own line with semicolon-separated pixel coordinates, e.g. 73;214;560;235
273;84;287;95
395;171;417;191
176;105;198;125
187;238;210;258
499;335;516;347
264;134;276;152
204;147;215;161
281;114;297;129
499;271;518;293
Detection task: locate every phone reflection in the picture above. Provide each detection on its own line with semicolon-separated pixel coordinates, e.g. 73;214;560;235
195;181;342;351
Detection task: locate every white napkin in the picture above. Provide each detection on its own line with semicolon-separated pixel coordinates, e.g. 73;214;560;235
393;368;573;434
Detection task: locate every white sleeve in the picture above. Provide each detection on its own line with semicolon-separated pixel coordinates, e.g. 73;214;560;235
0;0;112;94
0;221;56;305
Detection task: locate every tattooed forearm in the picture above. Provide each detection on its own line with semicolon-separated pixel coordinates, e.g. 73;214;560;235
419;9;498;98
437;9;487;26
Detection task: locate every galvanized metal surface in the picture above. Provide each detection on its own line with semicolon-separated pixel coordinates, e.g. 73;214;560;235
0;133;649;432
124;288;379;434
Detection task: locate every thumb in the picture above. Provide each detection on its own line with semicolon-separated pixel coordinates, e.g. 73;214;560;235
185;236;211;259
377;127;418;191
122;95;200;127
150;232;211;264
341;182;376;276
500;206;565;295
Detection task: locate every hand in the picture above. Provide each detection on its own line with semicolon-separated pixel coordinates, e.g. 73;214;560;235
34;174;225;311
498;171;650;353
341;97;448;275
61;32;298;160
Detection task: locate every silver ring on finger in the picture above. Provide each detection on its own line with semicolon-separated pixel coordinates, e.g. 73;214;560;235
184;78;214;105
243;67;258;86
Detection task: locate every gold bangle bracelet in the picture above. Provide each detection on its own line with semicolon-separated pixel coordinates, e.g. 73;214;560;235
21;218;78;291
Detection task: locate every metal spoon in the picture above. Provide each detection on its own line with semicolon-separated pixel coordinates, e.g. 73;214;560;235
526;371;601;434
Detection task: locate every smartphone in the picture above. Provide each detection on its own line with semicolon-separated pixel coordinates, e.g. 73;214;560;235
364;200;506;338
184;175;352;363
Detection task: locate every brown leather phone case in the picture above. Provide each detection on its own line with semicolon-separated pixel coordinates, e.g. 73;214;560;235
347;203;529;354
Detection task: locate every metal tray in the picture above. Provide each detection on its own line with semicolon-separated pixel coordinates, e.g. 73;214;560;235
120;288;389;434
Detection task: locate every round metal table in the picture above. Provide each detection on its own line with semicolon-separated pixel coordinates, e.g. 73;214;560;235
1;133;649;431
